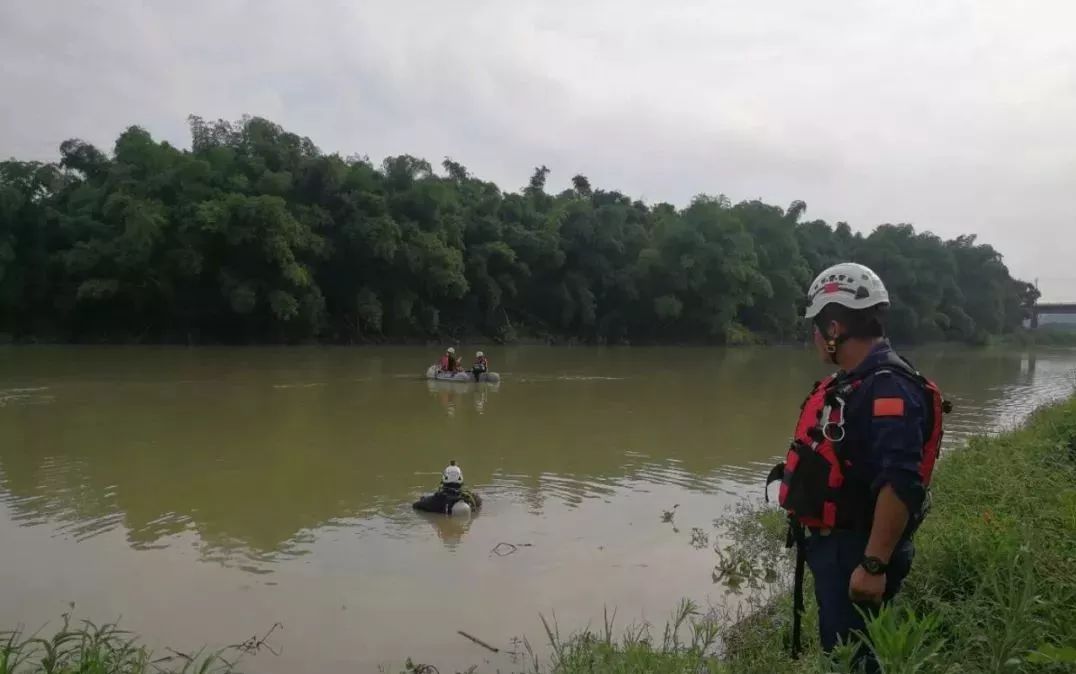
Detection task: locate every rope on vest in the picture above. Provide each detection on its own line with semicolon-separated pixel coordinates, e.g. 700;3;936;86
789;520;807;659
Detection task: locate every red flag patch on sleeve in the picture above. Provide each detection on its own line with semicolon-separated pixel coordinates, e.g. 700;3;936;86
873;397;905;417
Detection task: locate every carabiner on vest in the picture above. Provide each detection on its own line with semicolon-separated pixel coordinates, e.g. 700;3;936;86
821;395;847;443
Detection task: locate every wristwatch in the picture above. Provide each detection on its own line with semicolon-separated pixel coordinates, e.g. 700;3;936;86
860;556;888;575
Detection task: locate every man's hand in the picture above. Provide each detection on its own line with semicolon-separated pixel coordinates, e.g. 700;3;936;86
849;566;886;604
856;483;908;605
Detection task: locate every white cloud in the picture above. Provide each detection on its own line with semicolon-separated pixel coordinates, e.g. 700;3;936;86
2;0;1073;298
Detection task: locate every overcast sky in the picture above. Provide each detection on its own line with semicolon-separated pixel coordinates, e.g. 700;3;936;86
2;1;1073;300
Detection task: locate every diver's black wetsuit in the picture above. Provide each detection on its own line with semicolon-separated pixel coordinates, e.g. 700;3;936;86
413;484;482;514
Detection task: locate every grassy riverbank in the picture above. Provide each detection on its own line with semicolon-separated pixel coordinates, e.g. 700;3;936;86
538;393;1076;673
5;396;1075;673
992;327;1076;348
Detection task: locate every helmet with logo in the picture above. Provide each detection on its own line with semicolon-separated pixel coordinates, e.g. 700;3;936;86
442;461;463;485
804;263;889;320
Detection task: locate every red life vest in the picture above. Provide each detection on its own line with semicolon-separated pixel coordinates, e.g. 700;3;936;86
771;354;949;530
439;355;451;370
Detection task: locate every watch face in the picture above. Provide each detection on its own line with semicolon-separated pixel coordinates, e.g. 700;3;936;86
862;557;886;574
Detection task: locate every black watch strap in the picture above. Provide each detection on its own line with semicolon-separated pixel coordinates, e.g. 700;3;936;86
861;555;888;575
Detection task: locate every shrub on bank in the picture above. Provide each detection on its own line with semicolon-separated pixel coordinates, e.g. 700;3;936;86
992;327;1076;348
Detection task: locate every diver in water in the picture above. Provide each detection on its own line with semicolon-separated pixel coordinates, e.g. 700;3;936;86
412;460;482;514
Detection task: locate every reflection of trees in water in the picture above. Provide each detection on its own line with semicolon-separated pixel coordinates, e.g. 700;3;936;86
425;380;499;417
0;346;1064;565
904;348;1076;446
907;348;1023;398
416;511;474;549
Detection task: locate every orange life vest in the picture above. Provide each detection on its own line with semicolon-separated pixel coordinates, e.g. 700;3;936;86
771;353;949;530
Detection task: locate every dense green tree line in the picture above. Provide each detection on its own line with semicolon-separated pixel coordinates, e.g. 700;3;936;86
0;116;1038;344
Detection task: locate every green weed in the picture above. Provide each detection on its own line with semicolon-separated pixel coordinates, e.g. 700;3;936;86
0;613;280;674
538;600;721;673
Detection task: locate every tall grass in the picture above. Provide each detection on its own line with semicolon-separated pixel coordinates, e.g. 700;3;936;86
535;600;721;674
0;614;278;674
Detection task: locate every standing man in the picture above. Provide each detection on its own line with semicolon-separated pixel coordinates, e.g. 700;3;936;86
769;262;948;665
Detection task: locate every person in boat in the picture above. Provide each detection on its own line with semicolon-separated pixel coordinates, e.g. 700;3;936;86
412;460;482;514
472;351;489;381
767;262;949;670
438;347;459;373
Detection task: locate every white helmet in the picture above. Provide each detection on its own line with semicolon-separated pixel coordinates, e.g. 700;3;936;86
443;464;463;484
476;351;484;357
804;263;889;320
446;347;456;354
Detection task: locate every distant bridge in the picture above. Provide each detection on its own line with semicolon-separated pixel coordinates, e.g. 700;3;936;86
1030;302;1076;329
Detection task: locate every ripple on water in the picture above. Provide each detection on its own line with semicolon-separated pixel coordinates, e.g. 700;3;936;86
0;386;54;407
945;362;1074;443
62;512;128;542
529;473;620;506
127;512;195;547
483;460;730;504
0;456;125;541
512;374;627;383
632;462;716;492
1;350;1073;582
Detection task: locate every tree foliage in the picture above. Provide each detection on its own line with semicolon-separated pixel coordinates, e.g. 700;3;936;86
0;115;1038;343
